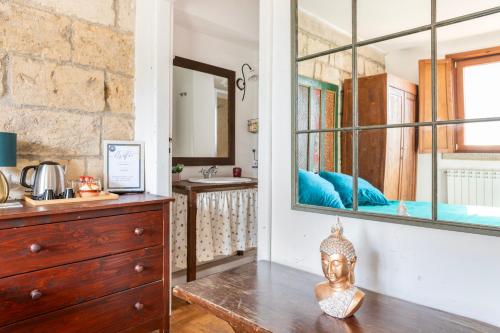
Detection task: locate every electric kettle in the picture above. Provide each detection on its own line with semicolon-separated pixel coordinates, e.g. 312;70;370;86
20;161;66;200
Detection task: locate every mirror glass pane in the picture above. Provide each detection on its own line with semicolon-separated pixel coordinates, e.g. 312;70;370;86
357;126;432;219
437;122;500;228
296;131;353;211
437;0;500;22
172;66;229;158
297;0;352;58
356;31;430;127
358;0;430;41
437;13;500;123
298;52;351;130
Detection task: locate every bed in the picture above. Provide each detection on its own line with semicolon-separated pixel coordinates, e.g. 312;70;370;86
298;170;500;228
358;200;500;228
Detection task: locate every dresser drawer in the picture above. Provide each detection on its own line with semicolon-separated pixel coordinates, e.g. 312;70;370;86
0;282;164;333
0;210;163;278
0;246;163;326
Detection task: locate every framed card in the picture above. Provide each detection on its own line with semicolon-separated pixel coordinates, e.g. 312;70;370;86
103;140;145;193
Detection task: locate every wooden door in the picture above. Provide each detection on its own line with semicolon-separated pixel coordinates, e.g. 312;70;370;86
399;92;417;200
358;77;392;193
418;59;455;153
383;87;404;200
343;76;390;190
358;74;388;126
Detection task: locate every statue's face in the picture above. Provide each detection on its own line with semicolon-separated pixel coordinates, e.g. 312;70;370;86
321;252;353;284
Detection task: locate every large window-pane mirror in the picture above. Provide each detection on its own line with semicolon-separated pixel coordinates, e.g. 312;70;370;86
293;0;500;236
172;57;235;166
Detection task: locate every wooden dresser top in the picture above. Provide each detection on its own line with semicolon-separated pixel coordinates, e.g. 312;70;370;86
0;194;173;229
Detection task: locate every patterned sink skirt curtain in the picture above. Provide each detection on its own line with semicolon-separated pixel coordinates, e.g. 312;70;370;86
172;188;257;269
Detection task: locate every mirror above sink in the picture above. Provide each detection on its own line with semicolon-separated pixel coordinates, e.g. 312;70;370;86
172;57;236;166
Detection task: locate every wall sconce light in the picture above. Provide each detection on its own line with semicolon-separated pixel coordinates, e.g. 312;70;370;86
236;63;258;101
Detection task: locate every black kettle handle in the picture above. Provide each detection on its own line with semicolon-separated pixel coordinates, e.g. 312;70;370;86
20;165;37;188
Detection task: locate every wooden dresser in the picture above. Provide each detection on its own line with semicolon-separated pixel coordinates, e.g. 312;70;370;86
0;194;173;333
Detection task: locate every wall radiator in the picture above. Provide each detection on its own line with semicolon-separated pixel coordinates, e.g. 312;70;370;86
445;169;500;207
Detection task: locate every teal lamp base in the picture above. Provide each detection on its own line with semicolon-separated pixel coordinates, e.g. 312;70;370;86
0;132;16;203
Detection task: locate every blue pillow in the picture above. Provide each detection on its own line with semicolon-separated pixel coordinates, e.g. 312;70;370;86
318;171;389;207
298;169;345;209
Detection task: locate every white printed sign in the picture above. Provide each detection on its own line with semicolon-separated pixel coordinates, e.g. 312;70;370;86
103;141;145;192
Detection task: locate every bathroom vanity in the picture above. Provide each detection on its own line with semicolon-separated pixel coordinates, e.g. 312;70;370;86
172;179;258;282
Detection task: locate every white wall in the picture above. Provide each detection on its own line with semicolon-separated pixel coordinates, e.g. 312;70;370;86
173;24;259;179
260;0;500;326
134;0;172;196
174;0;259;48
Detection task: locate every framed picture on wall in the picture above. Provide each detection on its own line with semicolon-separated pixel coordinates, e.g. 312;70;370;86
103;140;145;193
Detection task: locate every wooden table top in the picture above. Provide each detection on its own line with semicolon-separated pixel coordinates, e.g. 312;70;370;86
173;261;499;333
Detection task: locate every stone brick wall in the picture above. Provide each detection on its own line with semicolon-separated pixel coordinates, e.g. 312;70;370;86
0;0;135;198
298;9;385;93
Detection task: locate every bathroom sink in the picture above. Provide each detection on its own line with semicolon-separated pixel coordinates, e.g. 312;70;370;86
187;177;253;184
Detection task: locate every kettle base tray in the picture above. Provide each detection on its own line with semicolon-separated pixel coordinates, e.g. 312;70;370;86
24;192;119;206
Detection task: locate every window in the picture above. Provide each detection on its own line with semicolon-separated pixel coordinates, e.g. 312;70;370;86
450;47;500;152
292;0;500;237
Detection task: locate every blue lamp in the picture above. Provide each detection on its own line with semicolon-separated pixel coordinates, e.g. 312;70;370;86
0;132;17;202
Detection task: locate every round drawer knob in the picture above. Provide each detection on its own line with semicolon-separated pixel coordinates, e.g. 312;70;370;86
134;302;144;311
30;289;42;300
134;264;145;273
134;228;144;236
30;243;42;253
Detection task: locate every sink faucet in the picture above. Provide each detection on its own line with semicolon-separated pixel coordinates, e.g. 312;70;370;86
200;166;218;179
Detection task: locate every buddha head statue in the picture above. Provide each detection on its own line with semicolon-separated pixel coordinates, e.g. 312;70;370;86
319;221;357;287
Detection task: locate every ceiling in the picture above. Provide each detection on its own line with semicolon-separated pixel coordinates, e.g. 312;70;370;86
299;0;500;53
174;0;259;48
